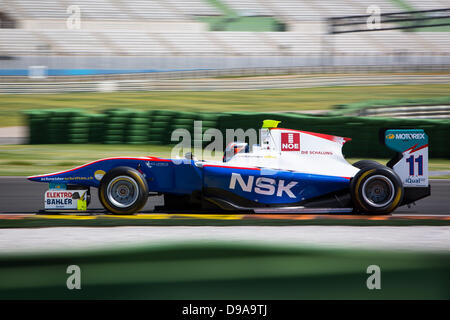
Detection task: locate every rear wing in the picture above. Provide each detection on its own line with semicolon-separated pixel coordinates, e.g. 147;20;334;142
383;129;430;205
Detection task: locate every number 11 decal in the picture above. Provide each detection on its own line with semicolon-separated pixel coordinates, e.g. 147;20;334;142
406;155;423;176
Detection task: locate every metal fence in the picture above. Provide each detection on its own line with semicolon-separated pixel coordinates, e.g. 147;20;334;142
1;52;450;77
1;73;449;94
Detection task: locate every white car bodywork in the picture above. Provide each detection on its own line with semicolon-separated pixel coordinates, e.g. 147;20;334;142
222;127;360;178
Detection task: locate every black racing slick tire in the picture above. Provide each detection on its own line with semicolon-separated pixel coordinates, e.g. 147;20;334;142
350;166;404;215
352;160;384;170
99;166;149;215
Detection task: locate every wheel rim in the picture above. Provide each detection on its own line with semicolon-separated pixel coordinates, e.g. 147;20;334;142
361;175;395;208
106;175;139;208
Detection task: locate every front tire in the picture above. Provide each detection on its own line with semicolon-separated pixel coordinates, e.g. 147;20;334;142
99;166;148;215
350;166;403;215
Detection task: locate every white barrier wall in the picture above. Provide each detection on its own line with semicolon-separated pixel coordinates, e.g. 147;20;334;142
19;19;208;32
2;55;449;74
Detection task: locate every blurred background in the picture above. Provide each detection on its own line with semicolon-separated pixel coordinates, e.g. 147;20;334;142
0;0;450;300
0;0;449;176
0;0;450;80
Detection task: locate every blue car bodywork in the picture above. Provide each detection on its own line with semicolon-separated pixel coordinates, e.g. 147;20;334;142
28;156;351;211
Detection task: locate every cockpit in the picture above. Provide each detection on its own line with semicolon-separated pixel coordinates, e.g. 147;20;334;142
223;142;249;162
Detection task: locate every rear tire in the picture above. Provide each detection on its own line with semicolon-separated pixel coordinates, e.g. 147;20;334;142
99;166;148;215
353;160;384;170
350;166;403;215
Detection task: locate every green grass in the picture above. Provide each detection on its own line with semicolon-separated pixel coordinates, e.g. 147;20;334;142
2;83;450;127
0;144;174;176
1;144;449;177
0;242;449;299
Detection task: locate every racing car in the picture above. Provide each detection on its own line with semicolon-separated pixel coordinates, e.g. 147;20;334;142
28;120;430;215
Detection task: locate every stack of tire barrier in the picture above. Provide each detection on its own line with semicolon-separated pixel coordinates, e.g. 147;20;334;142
23;108;450;158
148;110;178;145
146;110;222;147
168;110;196;146
47;110;68;144
23;109;50;144
23;109;89;144
68;111;90;144
103;109;135;144
218;112;450;158
126;111;149;145
196;112;222;148
87;113;107;143
170;111;221;148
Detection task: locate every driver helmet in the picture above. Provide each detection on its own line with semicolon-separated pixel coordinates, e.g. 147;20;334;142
223;142;249;162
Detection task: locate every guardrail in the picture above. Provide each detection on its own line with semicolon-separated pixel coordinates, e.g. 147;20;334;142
360;105;450;119
329;97;450;116
2;64;450;83
3;73;450;94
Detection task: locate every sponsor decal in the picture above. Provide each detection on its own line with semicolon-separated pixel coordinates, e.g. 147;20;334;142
44;190;87;210
405;177;426;184
41;176;93;181
94;170;106;181
386;134;395;140
146;161;169;168
46;198;73;206
49;183;67;190
238;154;264;159
301;150;333;155
394;133;426;140
281;132;300;151
46;191;73;198
42;177;65;181
229;173;298;198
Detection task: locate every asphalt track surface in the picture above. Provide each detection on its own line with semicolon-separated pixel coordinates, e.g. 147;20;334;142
0;177;448;254
0;177;449;215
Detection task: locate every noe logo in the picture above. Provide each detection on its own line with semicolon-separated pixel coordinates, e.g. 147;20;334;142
281;132;300;151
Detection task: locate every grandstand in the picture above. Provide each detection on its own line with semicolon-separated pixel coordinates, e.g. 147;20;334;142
0;0;449;76
1;0;448;23
1;29;449;57
0;0;219;21
222;0;400;22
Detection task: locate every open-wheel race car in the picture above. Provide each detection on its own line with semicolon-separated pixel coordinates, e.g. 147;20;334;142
28;121;430;215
